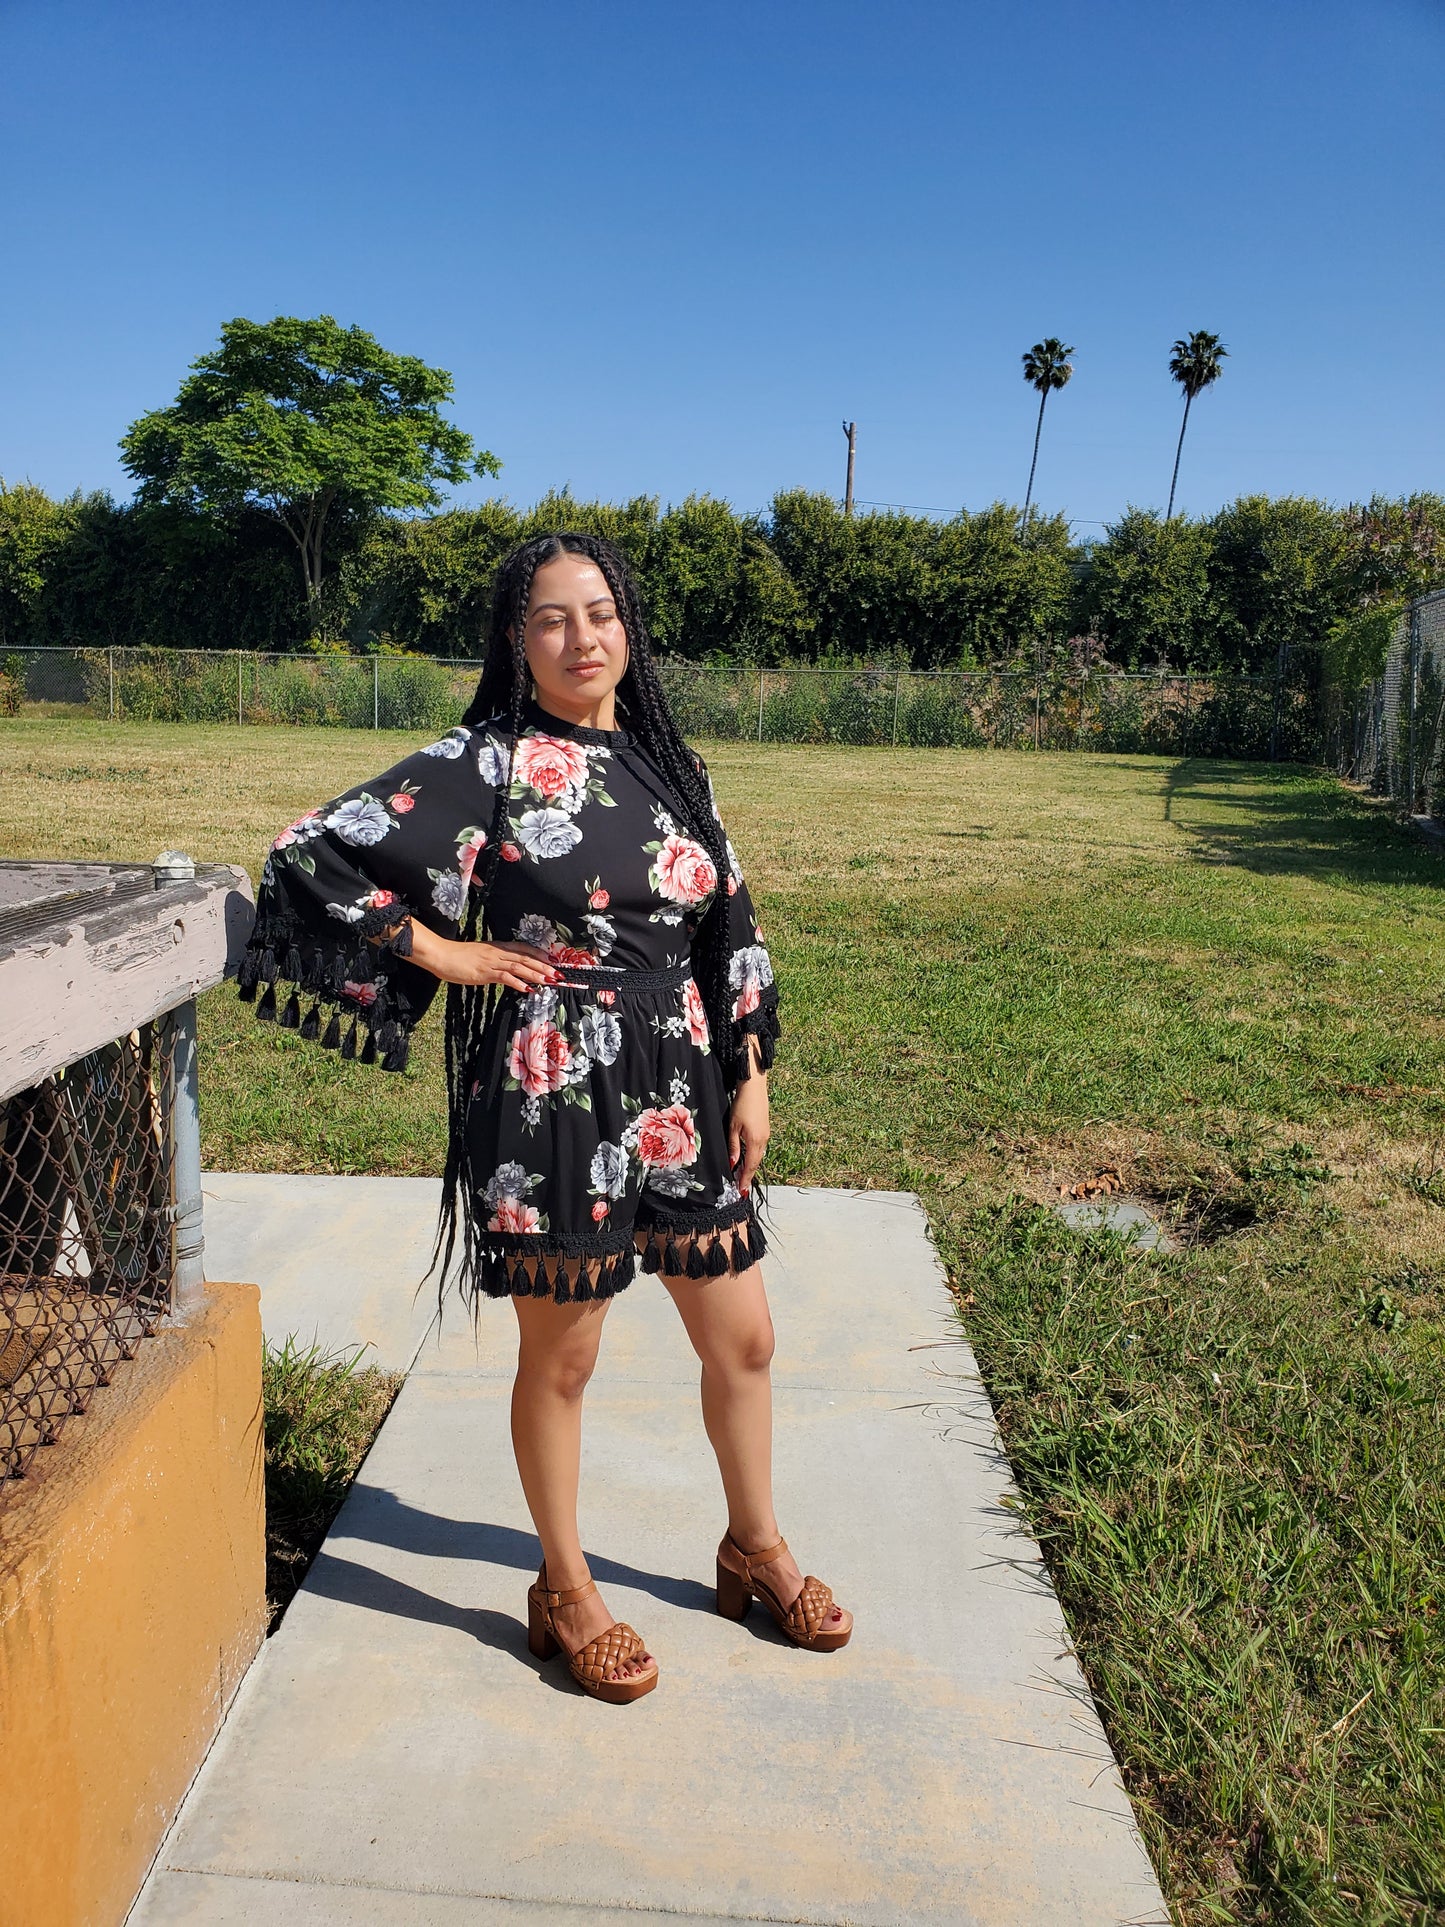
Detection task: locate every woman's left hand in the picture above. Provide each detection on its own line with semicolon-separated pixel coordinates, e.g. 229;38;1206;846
727;1059;771;1194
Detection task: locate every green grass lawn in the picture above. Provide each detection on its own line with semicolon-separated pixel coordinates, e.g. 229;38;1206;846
6;718;1444;1924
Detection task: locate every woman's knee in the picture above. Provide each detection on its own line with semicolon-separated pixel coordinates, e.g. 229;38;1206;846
517;1338;600;1404
709;1310;775;1378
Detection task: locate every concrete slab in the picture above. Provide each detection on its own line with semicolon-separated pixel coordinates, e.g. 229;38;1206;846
140;1185;1167;1927
1052;1197;1175;1254
201;1173;443;1370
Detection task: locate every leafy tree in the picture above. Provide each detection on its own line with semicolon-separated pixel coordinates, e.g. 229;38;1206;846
1085;508;1216;668
1166;331;1228;517
0;482;74;647
1020;339;1075;528
1207;494;1346;675
120;316;499;626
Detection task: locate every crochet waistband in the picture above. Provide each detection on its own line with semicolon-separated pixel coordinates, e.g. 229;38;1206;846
549;960;693;994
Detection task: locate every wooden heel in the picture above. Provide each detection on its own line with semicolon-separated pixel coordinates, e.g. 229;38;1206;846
528;1594;559;1659
715;1557;752;1620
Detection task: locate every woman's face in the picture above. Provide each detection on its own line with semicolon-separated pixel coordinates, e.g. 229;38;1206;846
518;553;628;724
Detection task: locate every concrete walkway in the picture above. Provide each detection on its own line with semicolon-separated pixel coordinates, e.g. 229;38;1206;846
134;1180;1166;1926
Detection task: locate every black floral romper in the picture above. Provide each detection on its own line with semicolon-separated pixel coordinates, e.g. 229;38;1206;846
239;697;780;1305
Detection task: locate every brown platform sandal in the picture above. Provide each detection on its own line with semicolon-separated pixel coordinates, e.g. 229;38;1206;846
715;1530;853;1651
526;1563;659;1704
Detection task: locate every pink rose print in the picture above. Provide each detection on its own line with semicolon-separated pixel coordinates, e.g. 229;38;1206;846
726;875;738;896
635;1104;699;1170
365;888;396;909
734;981;762;1019
488;1197;541;1234
508;1020;572;1096
654;834;718;908
501;842;522;863
271;809;321;851
457;829;487;888
389;792;416;813
513;733;589;800
591;1199;610;1223
597;988;617;1007
589;887;610;909
342;981;380;1008
683;977;710;1048
548;944;597;968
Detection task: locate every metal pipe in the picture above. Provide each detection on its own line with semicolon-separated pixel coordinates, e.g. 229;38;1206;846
159;997;205;1311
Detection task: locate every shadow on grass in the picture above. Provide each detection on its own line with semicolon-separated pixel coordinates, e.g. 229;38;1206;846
1163;757;1444;890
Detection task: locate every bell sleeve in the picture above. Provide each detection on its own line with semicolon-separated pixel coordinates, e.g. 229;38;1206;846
237;726;496;1071
700;764;781;1082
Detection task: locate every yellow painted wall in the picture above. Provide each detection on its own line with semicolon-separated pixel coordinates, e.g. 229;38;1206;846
0;1282;265;1927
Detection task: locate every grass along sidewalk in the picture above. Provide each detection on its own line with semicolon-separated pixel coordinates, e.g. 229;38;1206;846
5;719;1443;1923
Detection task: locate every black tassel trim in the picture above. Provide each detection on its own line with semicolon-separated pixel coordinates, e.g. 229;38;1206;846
340;1019;358;1061
685;1239;706;1279
552;1262;569;1305
237;948;261;995
640;1229;661;1274
360;1028;378;1065
255;983;277;1022
284;944;304;982
511;1258;530;1295
279;988;302;1029
574;1259;594;1303
259;946;277;982
383;1034;410;1073
321;1011;341;1050
300;1001;321;1042
237;976;258;1004
705;1236;730;1277
663;1235;683;1278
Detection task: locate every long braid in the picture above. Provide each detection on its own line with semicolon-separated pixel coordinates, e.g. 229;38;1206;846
435;532;742;1305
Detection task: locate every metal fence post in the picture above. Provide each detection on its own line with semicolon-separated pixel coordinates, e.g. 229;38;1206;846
108;647;115;721
757;669;765;742
237;651;243;726
152;855;204;1310
1407;603;1419;809
374;657;380;730
892;668;902;745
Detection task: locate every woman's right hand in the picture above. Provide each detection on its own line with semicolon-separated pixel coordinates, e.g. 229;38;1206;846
403;921;561;993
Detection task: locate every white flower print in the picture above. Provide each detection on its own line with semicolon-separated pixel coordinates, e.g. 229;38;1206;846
325;900;366;923
523;984;559;1023
484;1161;531;1206
716;1179;742;1208
729;944;775;1018
476;735;510;785
583;913;615;955
646;1165;695;1200
514;913;557;949
326;795;392;846
421;729;469;759
590;1141;628;1199
430;870;465;919
515;807;583;860
579;1006;622;1066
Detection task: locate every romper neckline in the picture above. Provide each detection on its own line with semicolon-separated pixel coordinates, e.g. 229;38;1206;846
522;696;631;748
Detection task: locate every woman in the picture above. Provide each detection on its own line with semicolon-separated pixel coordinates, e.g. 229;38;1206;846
240;531;852;1703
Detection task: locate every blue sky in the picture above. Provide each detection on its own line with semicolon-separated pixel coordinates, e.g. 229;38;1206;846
2;0;1442;529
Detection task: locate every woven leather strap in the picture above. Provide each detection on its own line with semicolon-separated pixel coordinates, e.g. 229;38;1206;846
570;1620;650;1689
783;1575;837;1642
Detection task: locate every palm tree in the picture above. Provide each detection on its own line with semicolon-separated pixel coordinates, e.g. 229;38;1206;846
1166;331;1228;517
1020;338;1075;529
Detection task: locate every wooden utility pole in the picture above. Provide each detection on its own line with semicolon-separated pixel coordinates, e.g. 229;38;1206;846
842;420;856;516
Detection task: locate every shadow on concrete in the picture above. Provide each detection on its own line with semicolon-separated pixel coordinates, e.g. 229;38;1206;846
1163;757;1444;889
323;1487;805;1650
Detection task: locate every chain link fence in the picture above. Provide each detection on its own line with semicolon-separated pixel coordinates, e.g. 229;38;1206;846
1;1030;175;1485
1;646;1321;759
1329;591;1445;819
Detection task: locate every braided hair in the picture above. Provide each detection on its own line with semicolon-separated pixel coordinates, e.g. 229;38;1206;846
432;531;739;1297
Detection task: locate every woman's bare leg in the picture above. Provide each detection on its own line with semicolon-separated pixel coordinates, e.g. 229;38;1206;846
510;1288;653;1678
654;1244;850;1635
